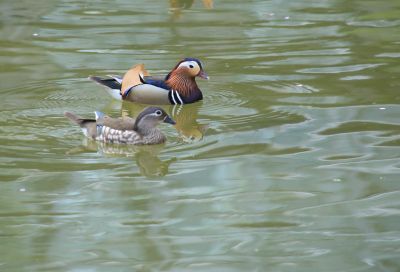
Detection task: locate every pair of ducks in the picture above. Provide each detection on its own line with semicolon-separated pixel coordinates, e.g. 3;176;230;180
65;58;208;145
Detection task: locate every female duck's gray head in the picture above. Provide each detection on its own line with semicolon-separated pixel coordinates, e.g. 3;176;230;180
133;107;175;133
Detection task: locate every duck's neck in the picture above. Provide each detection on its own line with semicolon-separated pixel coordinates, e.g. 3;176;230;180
166;73;201;98
141;128;166;144
134;121;166;143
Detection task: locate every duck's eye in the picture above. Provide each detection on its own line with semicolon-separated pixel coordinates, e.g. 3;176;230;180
189;64;194;68
155;110;162;116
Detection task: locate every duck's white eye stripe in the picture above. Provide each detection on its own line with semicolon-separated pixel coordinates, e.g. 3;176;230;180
178;61;198;69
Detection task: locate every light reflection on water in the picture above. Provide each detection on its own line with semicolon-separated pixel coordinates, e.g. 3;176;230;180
0;0;400;271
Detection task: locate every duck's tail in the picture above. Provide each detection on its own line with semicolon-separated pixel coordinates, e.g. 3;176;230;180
88;76;122;101
64;112;97;138
64;112;84;125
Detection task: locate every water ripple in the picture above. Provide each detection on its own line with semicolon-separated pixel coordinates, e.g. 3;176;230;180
298;63;384;74
287;191;400;218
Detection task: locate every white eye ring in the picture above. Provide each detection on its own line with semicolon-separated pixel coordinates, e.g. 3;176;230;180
179;61;198;69
155;110;162;116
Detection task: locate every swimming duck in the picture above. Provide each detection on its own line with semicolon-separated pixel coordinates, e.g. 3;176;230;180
89;58;209;105
65;107;176;145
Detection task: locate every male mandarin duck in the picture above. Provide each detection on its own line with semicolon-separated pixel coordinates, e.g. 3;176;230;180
65;107;175;145
89;58;209;105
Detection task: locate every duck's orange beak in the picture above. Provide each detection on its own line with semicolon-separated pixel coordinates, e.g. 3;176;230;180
197;70;209;80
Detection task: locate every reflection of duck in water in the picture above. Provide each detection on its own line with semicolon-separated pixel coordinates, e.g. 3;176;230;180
134;145;177;177
170;0;195;9
170;103;208;142
67;140;176;178
65;107;175;145
120;102;208;142
169;0;213;19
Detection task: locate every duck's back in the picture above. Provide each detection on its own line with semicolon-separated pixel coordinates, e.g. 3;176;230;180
142;76;170;90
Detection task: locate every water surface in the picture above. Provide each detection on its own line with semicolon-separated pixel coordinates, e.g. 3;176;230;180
1;0;400;271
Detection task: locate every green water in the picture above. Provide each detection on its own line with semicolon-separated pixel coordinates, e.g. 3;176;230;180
1;0;400;271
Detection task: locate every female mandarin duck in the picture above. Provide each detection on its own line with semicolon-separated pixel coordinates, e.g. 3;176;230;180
65;107;176;145
89;58;209;105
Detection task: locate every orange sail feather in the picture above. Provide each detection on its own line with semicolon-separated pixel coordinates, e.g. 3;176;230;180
121;64;150;97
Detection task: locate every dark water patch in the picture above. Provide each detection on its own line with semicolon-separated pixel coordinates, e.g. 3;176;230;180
191;143;310;160
322;154;364;161
212;108;307;133
0;211;78;218
376;139;400;147
319;121;400;136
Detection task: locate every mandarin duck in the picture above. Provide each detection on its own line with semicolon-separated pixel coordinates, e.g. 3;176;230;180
65;107;175;145
89;58;208;105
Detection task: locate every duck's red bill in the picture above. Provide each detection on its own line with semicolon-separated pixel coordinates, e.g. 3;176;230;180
198;70;209;80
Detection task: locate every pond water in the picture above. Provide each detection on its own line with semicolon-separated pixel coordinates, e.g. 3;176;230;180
1;0;400;271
